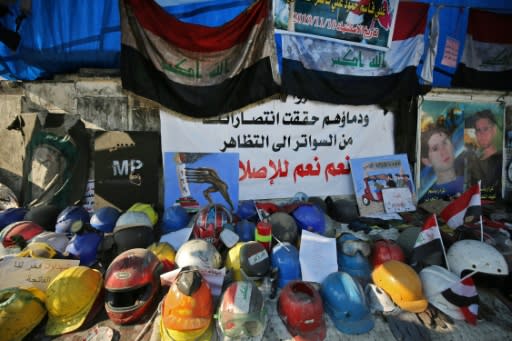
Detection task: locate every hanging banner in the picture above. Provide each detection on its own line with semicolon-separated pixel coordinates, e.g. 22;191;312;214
160;97;394;200
274;0;399;51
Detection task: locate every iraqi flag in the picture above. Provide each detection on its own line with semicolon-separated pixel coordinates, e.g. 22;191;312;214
279;2;429;105
440;182;481;229
410;214;444;269
119;0;280;118
441;276;479;325
452;9;512;90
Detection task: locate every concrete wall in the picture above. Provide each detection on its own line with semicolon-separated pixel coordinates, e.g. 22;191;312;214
0;76;160;201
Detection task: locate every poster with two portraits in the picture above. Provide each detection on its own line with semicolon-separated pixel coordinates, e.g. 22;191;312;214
417;95;505;203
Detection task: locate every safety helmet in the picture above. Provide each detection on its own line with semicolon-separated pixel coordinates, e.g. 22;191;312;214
161;205;191;234
419;265;471;321
225;242;245;281
55;205;90;235
161;270;213;340
218;281;267;338
236;200;257;220
45;266;103;336
292;192;309;203
371;260;428;313
290;204;326;235
446;239;509;277
271;242;301;288
30;231;70;254
1;221;45;248
396;226;421;258
65;232;103;266
325;197;359;223
193;204;232;248
127;202;158;226
337;233;372;285
308;196;327;212
371;239;405;267
105;248;163;325
364;283;398;313
90;206;121;233
235;219;255;242
113;224;154;255
115;211;153;229
278;281;326;341
0;207;28;230
0;287;47;341
269;212;298;245
147;242;176;273
175;239;222;269
18;242;58;258
320;272;374;335
24;205;61;231
240;241;270;279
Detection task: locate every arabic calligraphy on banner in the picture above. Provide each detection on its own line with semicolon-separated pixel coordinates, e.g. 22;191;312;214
160;97;394;200
0;257;80;291
274;0;399;51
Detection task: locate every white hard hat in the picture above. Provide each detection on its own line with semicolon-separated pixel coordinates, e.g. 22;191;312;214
447;240;509;277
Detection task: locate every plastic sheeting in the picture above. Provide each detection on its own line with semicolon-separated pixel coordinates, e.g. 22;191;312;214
0;0;511;86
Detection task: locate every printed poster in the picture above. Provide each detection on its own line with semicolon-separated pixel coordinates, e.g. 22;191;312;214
274;0;399;51
350;154;415;216
164;152;239;212
417;98;505;202
160;97;395;200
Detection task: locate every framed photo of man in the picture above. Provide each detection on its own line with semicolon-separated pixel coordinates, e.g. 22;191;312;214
417;98;505;203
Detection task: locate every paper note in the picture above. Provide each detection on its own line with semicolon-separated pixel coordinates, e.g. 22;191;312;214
299;230;337;284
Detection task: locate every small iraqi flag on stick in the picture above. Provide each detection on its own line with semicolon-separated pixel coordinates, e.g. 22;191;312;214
410;214;446;269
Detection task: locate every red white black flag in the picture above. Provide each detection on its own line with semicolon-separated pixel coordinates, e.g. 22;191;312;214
440;182;481;229
441;276;479;325
410;214;443;268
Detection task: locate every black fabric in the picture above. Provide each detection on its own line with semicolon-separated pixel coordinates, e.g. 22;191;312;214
282;60;420;105
94;131;160;211
452;64;512;91
386;311;431;341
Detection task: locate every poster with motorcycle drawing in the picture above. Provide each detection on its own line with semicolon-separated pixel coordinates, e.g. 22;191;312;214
350;154;415;216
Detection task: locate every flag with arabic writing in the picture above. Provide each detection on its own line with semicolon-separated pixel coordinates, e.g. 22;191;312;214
279;1;428;105
120;0;279;118
452;9;512;90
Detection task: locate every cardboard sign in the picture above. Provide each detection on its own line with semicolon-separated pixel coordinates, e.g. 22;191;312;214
0;257;79;291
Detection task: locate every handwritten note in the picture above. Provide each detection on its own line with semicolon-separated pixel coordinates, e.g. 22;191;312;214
441;36;460;68
0;257;80;291
382;187;416;213
299;230;338;284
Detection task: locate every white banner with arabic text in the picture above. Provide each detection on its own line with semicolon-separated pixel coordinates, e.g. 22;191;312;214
160;97;394;200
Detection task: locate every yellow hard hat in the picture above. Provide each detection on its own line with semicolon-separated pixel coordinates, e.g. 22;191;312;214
371;260;428;313
17;242;58;259
147;242;176;272
0;287;47;341
128;202;158;226
225;242;245;281
45;266;103;336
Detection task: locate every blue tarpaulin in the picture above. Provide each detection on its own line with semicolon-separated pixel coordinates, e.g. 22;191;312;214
1;0;511;87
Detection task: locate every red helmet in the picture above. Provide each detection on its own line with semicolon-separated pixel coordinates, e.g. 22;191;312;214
104;248;163;325
371;239;405;267
1;221;44;248
192;204;231;248
278;281;326;341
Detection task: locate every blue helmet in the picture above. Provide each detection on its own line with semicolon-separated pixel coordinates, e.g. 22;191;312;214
161;205;190;234
90;206;121;233
235;219;255;242
0;207;28;230
65;232;103;266
337;234;372;285
236;200;257;220
290;204;325;235
55;205;90;234
320;272;374;335
271;243;301;288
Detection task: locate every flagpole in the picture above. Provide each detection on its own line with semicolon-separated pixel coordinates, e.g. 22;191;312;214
434;214;451;272
477;181;483;243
